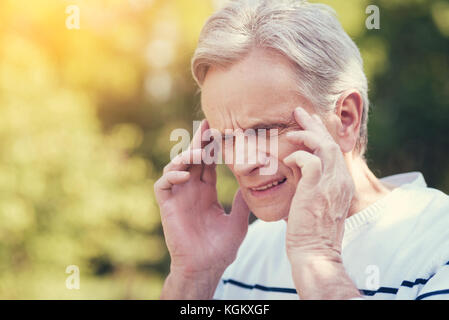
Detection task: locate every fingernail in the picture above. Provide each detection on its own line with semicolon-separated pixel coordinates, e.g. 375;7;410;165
173;154;182;164
295;106;306;115
282;155;292;165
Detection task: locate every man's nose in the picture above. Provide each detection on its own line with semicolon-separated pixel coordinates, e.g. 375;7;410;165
233;156;270;176
231;132;271;176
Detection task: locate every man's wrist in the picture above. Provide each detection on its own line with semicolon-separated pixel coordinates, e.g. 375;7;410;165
287;243;343;266
286;233;343;258
289;254;361;300
160;266;224;300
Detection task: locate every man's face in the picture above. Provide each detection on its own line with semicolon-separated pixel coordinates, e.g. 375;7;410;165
201;48;321;221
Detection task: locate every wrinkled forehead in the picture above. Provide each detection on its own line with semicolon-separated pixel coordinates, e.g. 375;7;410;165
201;88;313;134
199;48;313;132
200;75;311;133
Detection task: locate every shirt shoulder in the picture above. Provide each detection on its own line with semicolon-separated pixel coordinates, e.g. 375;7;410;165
400;185;449;261
395;184;449;230
354;184;449;299
344;183;449;291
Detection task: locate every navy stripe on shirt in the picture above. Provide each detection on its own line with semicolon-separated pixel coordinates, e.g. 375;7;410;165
359;287;398;296
222;279;297;294
416;289;449;300
221;260;449;298
222;278;449;298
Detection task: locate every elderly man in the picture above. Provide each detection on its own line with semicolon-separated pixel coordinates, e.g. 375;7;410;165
154;0;449;299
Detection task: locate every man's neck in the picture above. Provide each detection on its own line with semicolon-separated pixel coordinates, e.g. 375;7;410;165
345;155;395;218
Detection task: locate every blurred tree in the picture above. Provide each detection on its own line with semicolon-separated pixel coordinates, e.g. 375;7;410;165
0;0;165;299
310;0;449;191
364;0;449;192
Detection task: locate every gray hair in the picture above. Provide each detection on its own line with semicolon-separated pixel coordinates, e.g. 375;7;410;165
191;0;369;155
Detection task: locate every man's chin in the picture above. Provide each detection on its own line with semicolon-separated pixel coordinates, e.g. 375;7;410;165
250;207;289;222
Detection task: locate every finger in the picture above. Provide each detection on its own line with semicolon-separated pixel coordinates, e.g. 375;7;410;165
201;130;222;184
229;189;250;231
189;119;209;150
285;130;321;153
154;171;190;203
165;145;218;184
291;107;316;131
293;107;332;139
200;161;217;185
190;119;211;180
285;130;336;166
283;150;322;186
164;148;203;174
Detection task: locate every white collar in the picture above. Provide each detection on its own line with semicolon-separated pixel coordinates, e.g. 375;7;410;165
380;171;427;188
343;171;427;236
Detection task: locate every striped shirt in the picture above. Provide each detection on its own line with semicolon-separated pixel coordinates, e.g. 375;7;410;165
213;172;449;300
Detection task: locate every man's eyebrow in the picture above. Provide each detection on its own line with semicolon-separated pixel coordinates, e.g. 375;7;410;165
247;115;298;131
219;114;300;136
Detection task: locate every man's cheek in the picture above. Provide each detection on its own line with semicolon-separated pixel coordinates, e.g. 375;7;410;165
259;158;278;176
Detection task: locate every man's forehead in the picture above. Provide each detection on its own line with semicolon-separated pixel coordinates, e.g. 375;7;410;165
201;84;308;133
210;110;298;134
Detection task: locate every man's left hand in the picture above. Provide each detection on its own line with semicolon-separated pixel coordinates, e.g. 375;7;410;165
282;106;360;299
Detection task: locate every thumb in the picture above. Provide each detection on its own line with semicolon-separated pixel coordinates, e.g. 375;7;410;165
229;189;251;229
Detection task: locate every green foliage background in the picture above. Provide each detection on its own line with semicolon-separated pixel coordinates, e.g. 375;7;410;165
0;0;447;298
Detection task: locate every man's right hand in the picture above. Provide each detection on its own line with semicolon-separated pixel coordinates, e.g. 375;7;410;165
154;119;251;299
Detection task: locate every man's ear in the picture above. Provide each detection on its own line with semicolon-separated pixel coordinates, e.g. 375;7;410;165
334;90;363;154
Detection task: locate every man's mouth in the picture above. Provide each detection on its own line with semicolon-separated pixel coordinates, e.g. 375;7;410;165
249;177;287;196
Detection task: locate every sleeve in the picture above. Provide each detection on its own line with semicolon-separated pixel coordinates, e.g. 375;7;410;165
415;261;449;300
